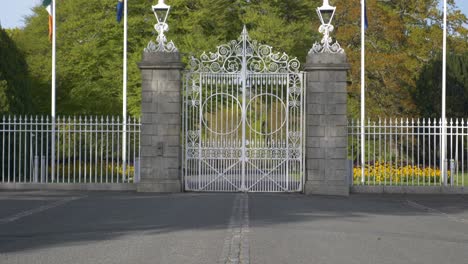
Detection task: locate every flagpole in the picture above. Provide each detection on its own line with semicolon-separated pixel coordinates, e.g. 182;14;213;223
122;0;128;181
360;0;365;184
441;0;447;185
51;0;56;182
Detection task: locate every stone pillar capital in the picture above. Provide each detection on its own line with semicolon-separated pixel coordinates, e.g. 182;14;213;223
138;52;184;70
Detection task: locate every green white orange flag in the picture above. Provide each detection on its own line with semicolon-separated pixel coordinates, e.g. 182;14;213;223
42;0;53;40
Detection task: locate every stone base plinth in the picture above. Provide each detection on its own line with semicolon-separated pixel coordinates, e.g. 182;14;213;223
305;182;349;196
137;180;182;193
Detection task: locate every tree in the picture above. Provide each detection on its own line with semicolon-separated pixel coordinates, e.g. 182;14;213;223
413;52;468;118
0;26;33;114
8;0;468;118
337;0;468;118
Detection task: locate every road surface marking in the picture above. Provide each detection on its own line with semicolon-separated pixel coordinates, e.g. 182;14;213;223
0;196;84;224
406;199;468;224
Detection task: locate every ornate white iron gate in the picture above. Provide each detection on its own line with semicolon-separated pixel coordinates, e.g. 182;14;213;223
183;27;305;192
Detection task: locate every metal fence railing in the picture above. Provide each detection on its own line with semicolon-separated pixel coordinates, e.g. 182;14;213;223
349;118;467;187
0;115;141;184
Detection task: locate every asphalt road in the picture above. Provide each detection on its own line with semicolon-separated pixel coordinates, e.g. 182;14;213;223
0;191;467;264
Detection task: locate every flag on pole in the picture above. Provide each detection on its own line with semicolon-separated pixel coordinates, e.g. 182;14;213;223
42;0;53;40
364;0;369;30
117;0;124;23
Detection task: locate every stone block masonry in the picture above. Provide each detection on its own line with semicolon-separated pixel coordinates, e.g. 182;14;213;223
137;52;184;192
304;53;350;196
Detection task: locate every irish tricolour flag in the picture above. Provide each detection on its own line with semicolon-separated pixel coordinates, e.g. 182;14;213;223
42;0;53;40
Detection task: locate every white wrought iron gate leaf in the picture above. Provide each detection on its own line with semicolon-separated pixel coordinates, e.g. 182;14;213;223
183;26;305;192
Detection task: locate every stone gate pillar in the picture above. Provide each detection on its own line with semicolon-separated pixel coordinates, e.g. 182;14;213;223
137;52;183;192
304;53;350;196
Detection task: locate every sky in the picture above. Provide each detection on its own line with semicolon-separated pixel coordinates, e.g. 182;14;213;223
0;0;467;29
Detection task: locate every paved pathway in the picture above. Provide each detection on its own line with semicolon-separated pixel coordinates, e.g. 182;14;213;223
0;191;467;264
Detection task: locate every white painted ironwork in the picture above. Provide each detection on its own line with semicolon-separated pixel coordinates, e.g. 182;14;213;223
183;27;305;192
0;115;141;184
349;118;466;187
310;0;344;54
145;0;178;53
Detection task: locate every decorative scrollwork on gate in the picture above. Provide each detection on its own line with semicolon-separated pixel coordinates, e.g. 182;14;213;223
189;26;301;74
187;130;200;147
183;27;305;192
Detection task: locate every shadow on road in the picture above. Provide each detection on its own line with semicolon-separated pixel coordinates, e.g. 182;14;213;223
0;191;467;254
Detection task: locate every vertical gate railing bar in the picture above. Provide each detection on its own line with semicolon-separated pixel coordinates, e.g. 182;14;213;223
1;116;4;183
55;116;58;183
73;116;76;183
367;119;370;183
58;117;61;183
286;74;290;191
436;118;439;185
435;118;438;186
116;116;120;183
7;116;10;183
391;118;394;186
34;117;37;182
379;118;382;186
417;118;421;186
423;118;426;185
85;116;89;183
95;116;98;183
138;117;141;183
411;118;414;185
111;116;114;183
33;117;38;183
27;116;30;182
457;118;465;186
452;119;455;185
27;116;31;182
13;116;16;183
62;116;66;183
91;116;94;183
350;119;353;186
106;116;109;183
100;116;103;183
183;74;187;190
24;116;27;182
78;116;82;183
45;116;49;183
129;118;132;183
301;72;306;191
198;74;203;191
406;118;409;185
372;120;376;185
29;116;32;182
215;74;218;191
25;116;29;182
18;116;22;183
241;32;247;192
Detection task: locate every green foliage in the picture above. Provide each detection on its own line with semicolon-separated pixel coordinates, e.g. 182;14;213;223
5;0;468;117
413;52;468;118
0;26;33;114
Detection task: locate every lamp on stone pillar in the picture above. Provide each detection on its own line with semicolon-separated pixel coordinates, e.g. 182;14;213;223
145;0;178;52
310;0;343;54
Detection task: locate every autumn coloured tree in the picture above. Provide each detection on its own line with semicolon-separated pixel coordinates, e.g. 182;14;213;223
4;0;468;118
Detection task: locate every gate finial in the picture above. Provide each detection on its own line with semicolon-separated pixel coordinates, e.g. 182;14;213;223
241;25;249;40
